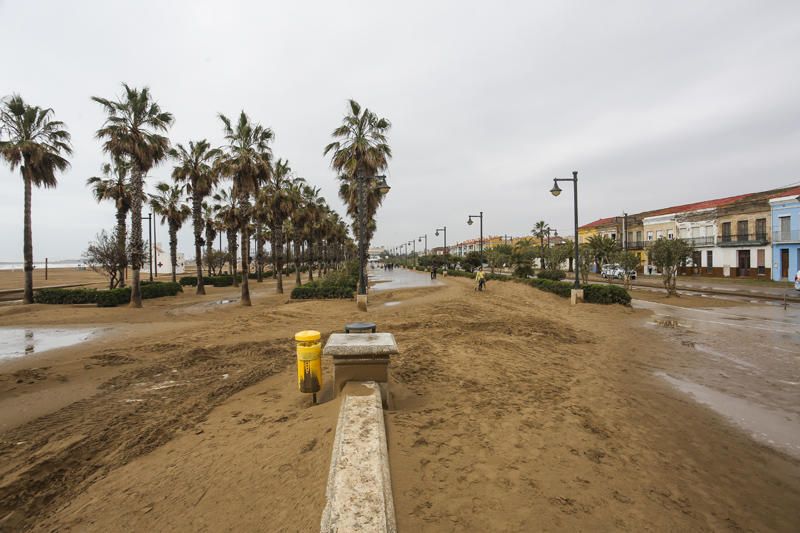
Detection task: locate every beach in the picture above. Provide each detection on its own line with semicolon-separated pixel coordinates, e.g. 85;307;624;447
0;273;798;531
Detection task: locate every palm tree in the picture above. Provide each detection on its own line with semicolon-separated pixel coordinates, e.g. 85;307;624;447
87;158;131;287
586;234;619;271
92;84;173;307
212;187;239;283
0;95;72;304
324;99;391;295
202;201;218;276
149;182;190;282
171;140;221;295
215;111;273;306
531;220;550;270
261;158;295;293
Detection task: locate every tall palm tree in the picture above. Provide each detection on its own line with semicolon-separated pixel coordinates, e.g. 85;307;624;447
532;220;550;269
92;84;173;307
324;99;391;295
285;179;309;285
215;111;272;306
212;187;239;283
87;158;131;287
149;182;190;282
171;140;221;295
261;158;295;293
0;95;72;304
586;234;619;271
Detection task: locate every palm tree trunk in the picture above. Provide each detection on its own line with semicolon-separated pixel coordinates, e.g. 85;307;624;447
227;229;238;285
169;221;178;283
129;168;144;307
22;167;34;304
240;226;251;306
115;207;127;288
205;225;215;276
275;223;284;294
307;241;314;282
294;239;302;285
193;190;205;295
255;225;263;282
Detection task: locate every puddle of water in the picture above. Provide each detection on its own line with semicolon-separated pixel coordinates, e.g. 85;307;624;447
211;299;236;305
656;371;800;459
384;301;401;307
0;327;97;361
693;344;756;369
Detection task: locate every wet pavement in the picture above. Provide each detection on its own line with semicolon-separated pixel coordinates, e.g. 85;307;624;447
369;267;443;292
0;327;97;361
633;297;800;458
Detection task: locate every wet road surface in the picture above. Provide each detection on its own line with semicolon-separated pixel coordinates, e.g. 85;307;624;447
634;297;800;458
369;267;443;292
0;327;98;361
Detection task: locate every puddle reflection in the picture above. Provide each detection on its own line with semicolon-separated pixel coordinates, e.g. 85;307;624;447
0;328;96;361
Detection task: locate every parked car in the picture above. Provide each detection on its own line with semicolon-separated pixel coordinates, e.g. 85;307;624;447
600;264;618;279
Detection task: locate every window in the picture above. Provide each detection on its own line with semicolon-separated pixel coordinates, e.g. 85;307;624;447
647;231;653;241
636;230;642;243
755;218;766;241
737;220;748;241
706;251;713;273
757;249;765;275
779;216;791;241
610;233;616;241
656;230;664;239
667;231;674;240
721;222;732;242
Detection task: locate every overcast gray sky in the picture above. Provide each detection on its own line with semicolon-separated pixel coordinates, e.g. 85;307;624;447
2;0;799;261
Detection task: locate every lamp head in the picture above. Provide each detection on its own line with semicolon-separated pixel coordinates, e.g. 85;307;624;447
467;218;474;226
550;180;562;197
435;230;439;236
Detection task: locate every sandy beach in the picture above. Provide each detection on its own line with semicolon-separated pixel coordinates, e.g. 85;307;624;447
0;272;798;531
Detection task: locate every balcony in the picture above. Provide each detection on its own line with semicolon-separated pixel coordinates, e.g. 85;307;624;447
718;233;769;247
625;240;645;250
772;229;800;243
684;236;715;247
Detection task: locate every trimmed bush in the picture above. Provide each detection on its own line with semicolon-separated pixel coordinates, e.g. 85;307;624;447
290;267;357;300
537;270;566;281
34;288;103;305
33;282;182;307
583;284;631;305
513;265;534;278
526;278;573;298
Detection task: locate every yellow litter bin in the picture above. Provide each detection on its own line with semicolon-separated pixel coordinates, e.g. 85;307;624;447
295;330;322;402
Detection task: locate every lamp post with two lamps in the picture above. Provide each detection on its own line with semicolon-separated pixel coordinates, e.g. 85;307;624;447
467;211;484;262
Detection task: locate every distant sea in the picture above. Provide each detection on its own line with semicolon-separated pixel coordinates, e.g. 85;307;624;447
0;261;86;271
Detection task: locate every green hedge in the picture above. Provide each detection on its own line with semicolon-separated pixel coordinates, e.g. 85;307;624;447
537;270;567;281
526;278;574;297
290;268;357;300
582;284;631;305
34;282;183;307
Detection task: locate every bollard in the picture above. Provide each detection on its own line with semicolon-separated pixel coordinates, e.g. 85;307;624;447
295;330;322;404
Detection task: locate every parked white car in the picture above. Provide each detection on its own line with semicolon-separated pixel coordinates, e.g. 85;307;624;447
601;263;636;280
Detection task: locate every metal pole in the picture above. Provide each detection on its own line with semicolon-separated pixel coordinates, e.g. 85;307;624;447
623;212;628;251
479;211;484;262
148;214;153;282
573;171;580;289
45;257;48;280
153;212;158;278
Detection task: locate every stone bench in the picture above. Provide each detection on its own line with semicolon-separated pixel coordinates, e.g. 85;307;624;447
323;333;398;401
320;382;396;533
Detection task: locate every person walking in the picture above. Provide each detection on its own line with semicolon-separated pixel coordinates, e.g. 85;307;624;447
431;265;437;279
475;267;486;291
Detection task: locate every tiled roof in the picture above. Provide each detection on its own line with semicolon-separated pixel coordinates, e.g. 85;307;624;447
578;217;617;231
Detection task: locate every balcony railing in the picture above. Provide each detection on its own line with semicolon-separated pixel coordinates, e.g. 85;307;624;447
718;233;769;246
772;229;800;243
684;236;715;247
625;240;645;250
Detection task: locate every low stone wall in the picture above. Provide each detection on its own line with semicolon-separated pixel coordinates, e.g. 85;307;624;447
320;382;396;532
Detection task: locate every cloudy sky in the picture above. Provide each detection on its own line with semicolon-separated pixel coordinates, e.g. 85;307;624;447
2;0;799;261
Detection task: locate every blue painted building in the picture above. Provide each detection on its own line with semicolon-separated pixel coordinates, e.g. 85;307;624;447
770;194;800;281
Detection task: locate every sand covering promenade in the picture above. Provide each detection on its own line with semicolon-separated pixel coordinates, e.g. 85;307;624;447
0;274;798;531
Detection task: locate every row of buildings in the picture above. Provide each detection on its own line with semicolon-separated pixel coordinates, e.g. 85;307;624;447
577;185;800;281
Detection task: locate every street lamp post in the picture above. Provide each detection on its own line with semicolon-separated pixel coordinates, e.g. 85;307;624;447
550;171;580;289
418;234;427;255
467;211;484;262
408;240;416;266
355;173;390;301
435;226;447;266
141;213;153;282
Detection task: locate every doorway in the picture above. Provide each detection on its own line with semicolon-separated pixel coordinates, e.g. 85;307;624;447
781;249;789;279
737;250;750;277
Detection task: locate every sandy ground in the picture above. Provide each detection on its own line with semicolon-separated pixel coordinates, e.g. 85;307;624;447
0;268;109;292
0;272;798;531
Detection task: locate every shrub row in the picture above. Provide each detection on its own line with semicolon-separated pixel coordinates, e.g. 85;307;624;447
582;284;631;305
34;282;183;307
537;269;567;281
290;267;357;300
